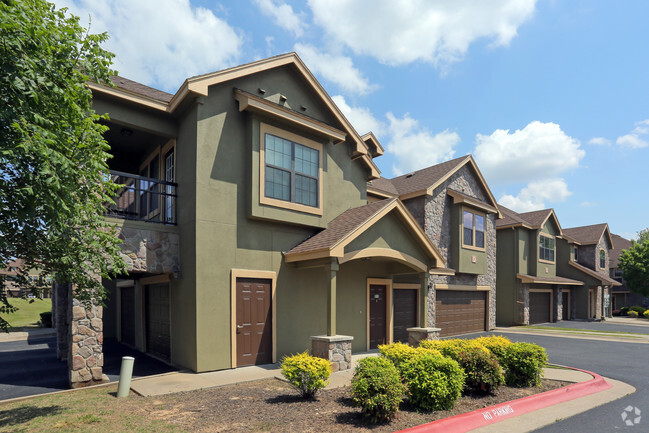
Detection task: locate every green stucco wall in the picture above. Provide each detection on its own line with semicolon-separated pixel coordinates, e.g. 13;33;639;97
452;205;487;274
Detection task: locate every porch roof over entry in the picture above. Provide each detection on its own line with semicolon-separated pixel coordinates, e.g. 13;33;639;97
284;198;445;272
517;273;584;286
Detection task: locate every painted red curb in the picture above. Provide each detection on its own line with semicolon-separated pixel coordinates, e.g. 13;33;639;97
399;368;612;433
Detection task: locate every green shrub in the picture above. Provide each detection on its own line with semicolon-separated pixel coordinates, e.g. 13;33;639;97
502;342;548;387
643;310;649;319
39;311;52;328
456;346;504;394
620;306;629;316
351;357;406;423
628;310;639;318
629;305;646;315
378;343;442;377
420;338;490;361
280;352;332;398
473;335;512;365
401;353;465;411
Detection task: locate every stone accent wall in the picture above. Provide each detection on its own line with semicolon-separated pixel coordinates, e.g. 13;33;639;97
311;335;353;372
418;165;497;330
594;286;603;320
596;235;610;278
554;287;563;322
518;282;530;325
69;298;108;388
116;225;180;274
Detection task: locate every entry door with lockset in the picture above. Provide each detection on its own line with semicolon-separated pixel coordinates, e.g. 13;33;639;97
369;284;387;349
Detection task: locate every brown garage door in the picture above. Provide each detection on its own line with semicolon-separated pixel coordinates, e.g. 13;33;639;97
436;290;486;337
236;278;272;367
120;286;135;347
146;283;171;361
529;292;551;324
393;289;417;343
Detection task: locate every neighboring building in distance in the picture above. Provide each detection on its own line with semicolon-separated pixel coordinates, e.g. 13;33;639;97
367;155;500;337
495;206;583;326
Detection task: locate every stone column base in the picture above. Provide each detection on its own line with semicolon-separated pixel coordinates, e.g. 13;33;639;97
70;373;110;389
310;335;353;372
407;327;441;346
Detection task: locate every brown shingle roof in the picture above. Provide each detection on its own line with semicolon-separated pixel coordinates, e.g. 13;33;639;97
367;177;398;195
518;209;553;228
610;234;633;268
563;224;608;245
388;155;469;195
568;261;621;286
496;205;527;228
517;274;584;286
286;199;395;255
110;76;174;103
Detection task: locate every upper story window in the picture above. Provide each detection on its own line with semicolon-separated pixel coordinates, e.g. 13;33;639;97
539;234;555;263
573;245;579;261
600;249;606;269
260;123;323;215
462;209;485;250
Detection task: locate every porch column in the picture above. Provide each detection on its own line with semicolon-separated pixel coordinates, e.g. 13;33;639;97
326;259;339;336
419;272;429;327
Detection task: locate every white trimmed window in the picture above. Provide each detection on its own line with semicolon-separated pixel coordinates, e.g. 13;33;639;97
539;234;555;262
462;209;485;249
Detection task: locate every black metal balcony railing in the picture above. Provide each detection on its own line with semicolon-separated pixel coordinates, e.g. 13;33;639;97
105;170;177;224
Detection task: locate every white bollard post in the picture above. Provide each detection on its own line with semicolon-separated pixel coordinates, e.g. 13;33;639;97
116;356;135;398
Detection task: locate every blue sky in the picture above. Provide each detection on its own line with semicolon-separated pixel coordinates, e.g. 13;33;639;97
56;0;649;239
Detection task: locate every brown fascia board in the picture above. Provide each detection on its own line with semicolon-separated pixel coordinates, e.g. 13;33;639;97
361;132;384;157
366;186;397;199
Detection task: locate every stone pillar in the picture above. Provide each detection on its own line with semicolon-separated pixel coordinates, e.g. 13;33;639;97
554;287;562;322
69;297;108;388
325;259;339;336
310;335;353;372
595;286;603;320
407;327;441;347
53;283;71;360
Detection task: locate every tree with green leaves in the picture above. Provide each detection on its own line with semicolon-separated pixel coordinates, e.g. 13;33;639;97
618;230;649;297
0;0;126;331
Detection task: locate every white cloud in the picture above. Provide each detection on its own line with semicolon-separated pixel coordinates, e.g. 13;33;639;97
588;137;611;146
474;121;585;184
386;113;459;175
499;178;571;212
332;95;384;136
254;0;306;37
294;44;377;95
579;201;596;207
55;0;243;92
308;0;536;68
616;119;649;149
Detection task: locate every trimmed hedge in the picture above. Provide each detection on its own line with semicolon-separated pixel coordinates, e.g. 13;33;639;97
419;338;490;361
351;357;406;423
280;352;332;398
502;342;548;387
456;346;504;394
473;335;512;365
401;353;465;411
378;342;442;377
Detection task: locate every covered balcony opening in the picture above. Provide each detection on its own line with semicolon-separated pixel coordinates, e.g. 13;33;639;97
103;122;177;225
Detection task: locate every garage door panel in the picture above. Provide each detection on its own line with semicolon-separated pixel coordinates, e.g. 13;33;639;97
529;292;551;324
436;290;486;337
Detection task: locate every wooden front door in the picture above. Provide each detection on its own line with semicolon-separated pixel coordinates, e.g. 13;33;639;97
393;289;417;344
369;284;387;349
146;283;171;361
236;278;272;367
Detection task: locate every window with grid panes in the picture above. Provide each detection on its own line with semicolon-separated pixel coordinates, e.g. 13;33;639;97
264;133;319;207
539;235;555;262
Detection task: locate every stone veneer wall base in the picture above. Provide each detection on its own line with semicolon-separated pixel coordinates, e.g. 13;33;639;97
310;335;353;372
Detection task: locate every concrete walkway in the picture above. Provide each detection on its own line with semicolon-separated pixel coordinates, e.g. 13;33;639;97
493;326;649;344
0;328;56;343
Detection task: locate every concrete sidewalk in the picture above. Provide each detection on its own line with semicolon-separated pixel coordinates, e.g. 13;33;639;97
493;326;649;344
605;316;649;327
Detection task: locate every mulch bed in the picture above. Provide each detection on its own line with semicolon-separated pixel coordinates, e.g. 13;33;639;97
133;377;572;432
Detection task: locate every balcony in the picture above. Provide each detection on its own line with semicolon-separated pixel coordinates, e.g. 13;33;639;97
105;170;177;225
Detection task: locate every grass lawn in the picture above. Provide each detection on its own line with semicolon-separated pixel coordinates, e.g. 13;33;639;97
3;298;51;330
